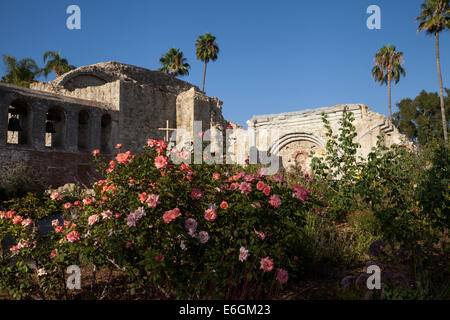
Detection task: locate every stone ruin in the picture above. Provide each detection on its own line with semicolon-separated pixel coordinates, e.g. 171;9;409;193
0;61;412;187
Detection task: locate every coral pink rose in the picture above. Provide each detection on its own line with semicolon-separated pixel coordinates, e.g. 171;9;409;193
66;231;80;243
268;195;282;208
154;155;168;169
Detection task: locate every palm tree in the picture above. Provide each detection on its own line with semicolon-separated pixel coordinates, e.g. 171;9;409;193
158;48;190;78
416;0;449;143
372;45;406;121
195;33;219;93
42;51;76;78
1;54;40;87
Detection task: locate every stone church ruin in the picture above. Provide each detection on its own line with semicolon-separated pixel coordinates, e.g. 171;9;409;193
0;61;411;187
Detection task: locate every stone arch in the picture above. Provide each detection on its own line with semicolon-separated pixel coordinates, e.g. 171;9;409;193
269;132;327;171
100;113;112;153
56;70;113;91
46;106;66;150
7;99;32;145
77;110;90;151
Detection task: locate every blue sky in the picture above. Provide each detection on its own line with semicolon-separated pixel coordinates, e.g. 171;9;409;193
0;0;448;127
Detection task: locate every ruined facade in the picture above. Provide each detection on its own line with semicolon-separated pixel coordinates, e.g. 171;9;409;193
0;61;411;187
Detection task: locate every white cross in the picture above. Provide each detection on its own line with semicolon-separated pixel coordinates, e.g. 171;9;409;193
158;120;177;142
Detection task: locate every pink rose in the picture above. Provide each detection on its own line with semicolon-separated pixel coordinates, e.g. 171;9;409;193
268;195;282;208
146;194;160;209
163;208;181;224
66;231;80;243
88;214;99;226
260;257;274;272
190;188;203;200
276;268;289;284
154;155;168;170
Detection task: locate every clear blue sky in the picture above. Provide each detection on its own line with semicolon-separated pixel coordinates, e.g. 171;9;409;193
0;0;448;127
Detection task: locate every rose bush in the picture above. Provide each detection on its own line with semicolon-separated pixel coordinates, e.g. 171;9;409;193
0;139;323;299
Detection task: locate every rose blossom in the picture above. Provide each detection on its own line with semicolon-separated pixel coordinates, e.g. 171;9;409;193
260;257;274;272
138;192;147;203
146;194;160;208
163;208;181;224
239;182;252;195
154;155;168;169
88;214;99;226
262;185;271;196
37;268;47;277
92;149;100;156
66;231;80;243
256;181;265;191
12;216;23;225
204;207;217;222
63;203;72;210
185;218;198;234
254;229;266;240
50;192;63;201
220;201;228;210
21;218;32;227
239;247;249;262
101;210;113;219
190;188;203;200
268;195;282;208
276;268;289;284
197;231;210;244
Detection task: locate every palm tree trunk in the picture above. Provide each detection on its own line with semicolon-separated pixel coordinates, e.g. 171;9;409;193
388;72;392;121
202;62;207;93
435;32;448;143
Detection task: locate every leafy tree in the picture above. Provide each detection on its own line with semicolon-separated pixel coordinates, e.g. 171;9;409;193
42;51;75;78
416;0;450;143
371;45;406;121
393;89;450;145
195;33;219;93
158;48;190;78
1;54;40;87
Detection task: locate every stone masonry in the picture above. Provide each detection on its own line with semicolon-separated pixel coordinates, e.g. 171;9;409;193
0;61;412;187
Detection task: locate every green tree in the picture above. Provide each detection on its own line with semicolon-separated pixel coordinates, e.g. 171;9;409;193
1;54;40;87
416;0;450;143
42;51;75;78
195;33;219;93
158;48;190;78
371;45;406;121
393;89;450;145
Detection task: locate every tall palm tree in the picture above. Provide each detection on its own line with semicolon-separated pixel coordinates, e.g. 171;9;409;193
416;0;449;143
1;54;40;87
42;51;76;78
195;33;219;93
158;48;190;78
372;45;406;121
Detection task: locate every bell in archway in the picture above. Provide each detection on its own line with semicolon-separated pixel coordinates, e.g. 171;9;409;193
8;117;22;132
45;120;56;133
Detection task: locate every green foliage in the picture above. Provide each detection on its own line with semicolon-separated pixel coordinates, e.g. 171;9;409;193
393;89;450;145
416;0;450;35
158;48;190;77
1;54;40;87
42;51;75;78
310;107;363;219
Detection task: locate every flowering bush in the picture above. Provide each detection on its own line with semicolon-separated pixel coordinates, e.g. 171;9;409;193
0;139;321;299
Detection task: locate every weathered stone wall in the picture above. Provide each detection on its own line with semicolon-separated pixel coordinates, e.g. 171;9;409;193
118;82;178;152
0;83;119;187
243;104;413;170
30;81;121;110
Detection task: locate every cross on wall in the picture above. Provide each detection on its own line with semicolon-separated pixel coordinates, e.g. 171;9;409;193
158;120;177;142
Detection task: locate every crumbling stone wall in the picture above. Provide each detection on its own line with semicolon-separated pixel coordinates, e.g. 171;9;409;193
0;83;118;186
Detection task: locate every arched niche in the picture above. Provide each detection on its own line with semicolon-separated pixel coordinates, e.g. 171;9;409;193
269;132;327;171
100;113;112;153
7;99;31;146
78;110;90;151
45;106;66;150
